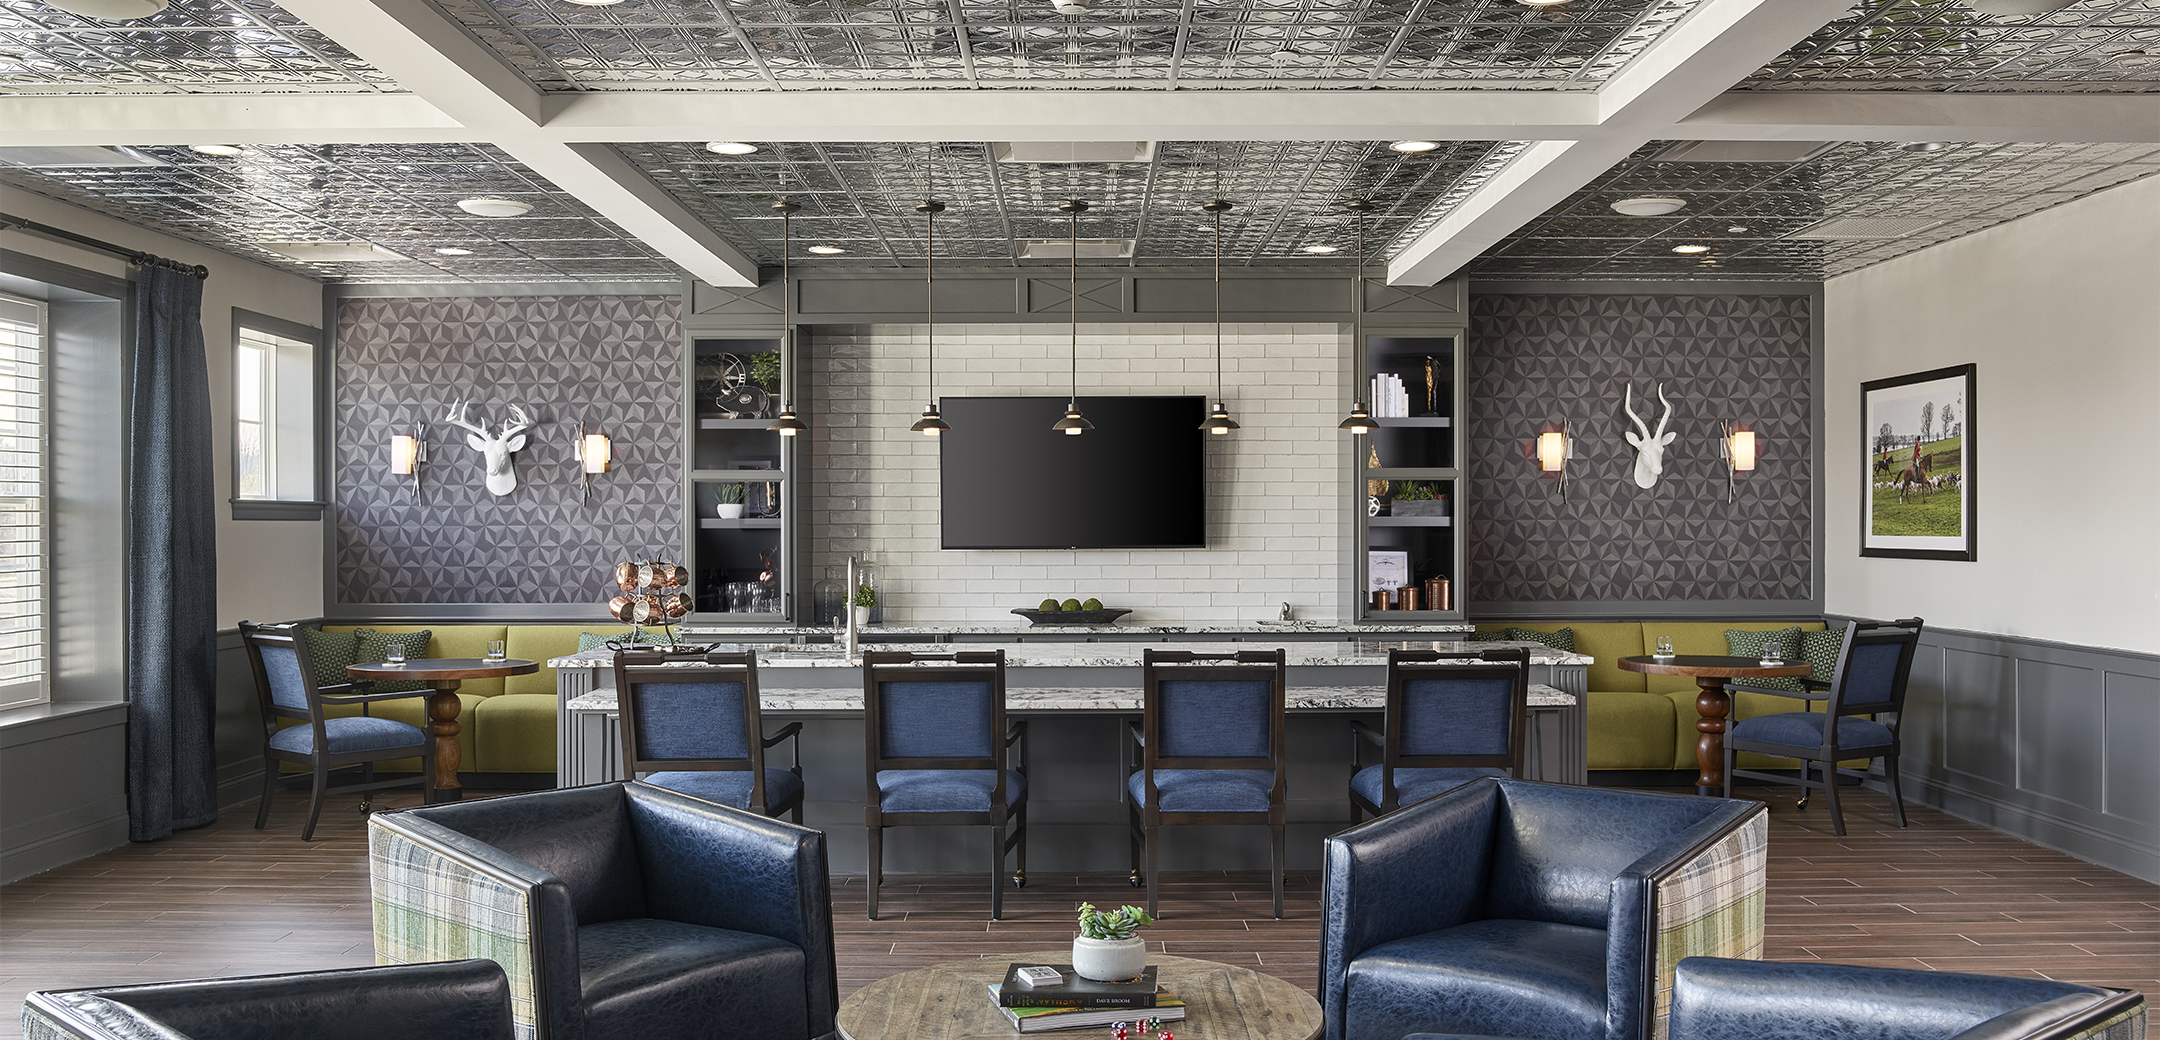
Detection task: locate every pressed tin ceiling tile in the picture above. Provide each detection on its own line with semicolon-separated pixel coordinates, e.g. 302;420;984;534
1742;0;2160;94
0;0;395;94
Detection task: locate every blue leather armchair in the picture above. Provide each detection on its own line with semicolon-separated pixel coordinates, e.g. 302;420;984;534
22;960;513;1040
1668;957;2147;1040
368;781;837;1040
1320;777;1769;1040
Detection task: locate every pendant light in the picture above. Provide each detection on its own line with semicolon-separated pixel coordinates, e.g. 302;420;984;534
1051;199;1094;436
1337;199;1377;435
1198;198;1240;435
909;197;952;435
766;199;809;437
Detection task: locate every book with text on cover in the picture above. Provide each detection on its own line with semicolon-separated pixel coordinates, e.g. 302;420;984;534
997;964;1159;1008
987;985;1187;1034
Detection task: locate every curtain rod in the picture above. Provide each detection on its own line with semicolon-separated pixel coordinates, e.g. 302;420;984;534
0;212;210;281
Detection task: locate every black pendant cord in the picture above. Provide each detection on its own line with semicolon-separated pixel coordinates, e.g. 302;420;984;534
926;205;934;401
768;199;807;435
1338;199;1377;434
1213;205;1223;402
1068;202;1079;411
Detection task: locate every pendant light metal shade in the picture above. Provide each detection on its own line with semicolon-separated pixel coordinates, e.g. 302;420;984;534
913;197;949;435
1199;198;1239;435
767;199;808;437
1338;199;1376;435
1054;198;1091;435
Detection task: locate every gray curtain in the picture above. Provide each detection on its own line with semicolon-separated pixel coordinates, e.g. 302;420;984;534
127;263;218;841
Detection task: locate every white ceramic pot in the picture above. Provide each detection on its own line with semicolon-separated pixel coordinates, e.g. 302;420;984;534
852;605;872;627
716;503;745;519
1071;936;1146;983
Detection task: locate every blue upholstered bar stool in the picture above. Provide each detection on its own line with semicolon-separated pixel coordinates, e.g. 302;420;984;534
1126;647;1289;919
1348;646;1530;821
612;648;804;821
861;649;1028;920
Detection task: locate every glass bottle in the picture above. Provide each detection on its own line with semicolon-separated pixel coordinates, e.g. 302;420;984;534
856;557;882;625
814;566;842;627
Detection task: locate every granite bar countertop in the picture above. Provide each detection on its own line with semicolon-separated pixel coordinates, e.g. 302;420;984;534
672;621;1474;637
549;640;1590;669
567;683;1575;714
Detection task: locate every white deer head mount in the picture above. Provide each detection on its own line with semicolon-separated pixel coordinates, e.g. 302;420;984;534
1622;383;1677;489
443;398;534;497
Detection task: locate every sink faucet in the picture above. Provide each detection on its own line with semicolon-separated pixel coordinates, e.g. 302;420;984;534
843;555;860;662
1279;602;1294;622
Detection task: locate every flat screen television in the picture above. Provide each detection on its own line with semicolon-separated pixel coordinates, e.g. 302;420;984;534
939;396;1207;550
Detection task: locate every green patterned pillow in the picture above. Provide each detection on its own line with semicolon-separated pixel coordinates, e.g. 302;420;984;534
1727;627;1803;690
577;630;671;653
353;628;432;693
1468;629;1515;642
1505;627;1576;653
298;627;357;689
1799;628;1846;686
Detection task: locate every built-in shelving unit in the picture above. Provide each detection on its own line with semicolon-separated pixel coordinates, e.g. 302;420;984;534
1353;333;1466;621
686;332;797;624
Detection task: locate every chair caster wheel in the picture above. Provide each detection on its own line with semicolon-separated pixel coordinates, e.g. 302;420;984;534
357;797;373;813
1011;872;1026;888
1795;796;1810;810
1128;871;1144;888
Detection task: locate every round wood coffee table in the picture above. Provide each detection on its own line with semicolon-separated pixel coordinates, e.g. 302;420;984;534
1619;654;1812;796
837;950;1321;1040
347;658;537;802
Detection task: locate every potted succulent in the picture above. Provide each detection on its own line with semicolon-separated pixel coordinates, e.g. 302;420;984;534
715;483;746;519
1072;902;1153;982
851;584;877;627
1390;481;1449;518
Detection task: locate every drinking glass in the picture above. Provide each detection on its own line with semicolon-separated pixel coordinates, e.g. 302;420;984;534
384;643;406;665
727;582;751;613
1653;635;1674;658
486;639;506;661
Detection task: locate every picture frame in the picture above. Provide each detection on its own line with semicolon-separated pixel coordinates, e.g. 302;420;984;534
1861;364;1975;561
1367;551;1411;593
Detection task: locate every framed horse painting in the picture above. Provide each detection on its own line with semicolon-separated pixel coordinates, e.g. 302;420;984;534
1861;364;1976;562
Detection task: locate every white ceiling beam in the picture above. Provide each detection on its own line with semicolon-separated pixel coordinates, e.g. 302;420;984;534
1387;0;1854;286
272;0;758;286
0;94;463;147
1679;91;2160;144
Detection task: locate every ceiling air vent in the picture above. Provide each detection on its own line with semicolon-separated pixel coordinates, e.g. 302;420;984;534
1652;141;1836;163
0;145;166;168
1021;239;1136;259
994;142;1155;163
1788;217;1946;241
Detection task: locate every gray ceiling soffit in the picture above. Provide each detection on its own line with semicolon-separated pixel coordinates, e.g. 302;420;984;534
1742;0;2160;94
0;142;675;284
436;0;1700;92
1464;137;2160;281
0;0;399;95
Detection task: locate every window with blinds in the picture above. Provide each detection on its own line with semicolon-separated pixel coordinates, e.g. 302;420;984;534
0;294;47;711
232;318;316;509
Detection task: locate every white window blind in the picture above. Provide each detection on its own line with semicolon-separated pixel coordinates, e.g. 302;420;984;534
0;294;47;711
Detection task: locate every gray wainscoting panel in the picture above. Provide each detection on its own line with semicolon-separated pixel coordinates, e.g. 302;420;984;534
2103;672;2160;825
1884;622;2160;884
0;703;128;884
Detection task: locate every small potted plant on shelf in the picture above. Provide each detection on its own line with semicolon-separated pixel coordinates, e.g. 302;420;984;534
715;483;745;519
1389;482;1449;518
1072;902;1153;982
851;584;877;627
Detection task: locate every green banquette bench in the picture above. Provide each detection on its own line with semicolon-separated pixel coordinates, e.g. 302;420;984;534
1473;621;1830;773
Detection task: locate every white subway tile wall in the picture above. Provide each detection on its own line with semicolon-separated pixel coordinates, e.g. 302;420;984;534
808;323;1346;625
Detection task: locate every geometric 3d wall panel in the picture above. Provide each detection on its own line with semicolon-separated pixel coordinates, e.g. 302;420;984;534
335;295;683;603
1467;293;1813;606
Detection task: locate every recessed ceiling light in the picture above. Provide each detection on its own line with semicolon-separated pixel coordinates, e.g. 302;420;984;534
705;141;759;155
1900;141;1951;152
457;197;532;217
1671;244;1711;254
1514;0;1571;6
435;247;474;256
1050;0;1089;12
1390;141;1441;154
1727;225;1750;234
807;245;845;255
39;0;169;19
1303;244;1340;254
188;144;244;157
1269;44;1301;62
562;0;627;5
1611;196;1687;216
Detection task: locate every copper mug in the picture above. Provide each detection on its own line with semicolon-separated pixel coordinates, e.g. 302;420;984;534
1371;589;1392;611
1399;587;1420;612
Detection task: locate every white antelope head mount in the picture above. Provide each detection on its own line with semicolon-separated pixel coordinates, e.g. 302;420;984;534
443;398;534;497
1622;383;1677;489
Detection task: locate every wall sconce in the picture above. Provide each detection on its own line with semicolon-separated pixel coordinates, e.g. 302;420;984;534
574;420;612;502
1524;419;1572;498
1721;421;1757;502
389;422;425;501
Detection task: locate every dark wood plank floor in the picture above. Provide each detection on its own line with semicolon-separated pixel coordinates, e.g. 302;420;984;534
3;785;2152;1040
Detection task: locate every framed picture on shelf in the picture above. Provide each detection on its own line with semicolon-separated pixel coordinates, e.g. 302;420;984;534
1860;364;1975;562
1368;551;1411;593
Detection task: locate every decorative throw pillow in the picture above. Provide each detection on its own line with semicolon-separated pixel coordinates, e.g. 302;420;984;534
1798;628;1846;686
298;627;358;689
1468;629;1515;642
353;628;433;693
577;630;670;653
1726;627;1803;690
1505;627;1576;653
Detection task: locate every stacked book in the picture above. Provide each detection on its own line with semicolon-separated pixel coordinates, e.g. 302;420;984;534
1369;373;1413;417
988;963;1188;1034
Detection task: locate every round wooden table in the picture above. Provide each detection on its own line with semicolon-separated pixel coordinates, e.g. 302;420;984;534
346;658;538;801
836;950;1321;1040
1618;655;1812;796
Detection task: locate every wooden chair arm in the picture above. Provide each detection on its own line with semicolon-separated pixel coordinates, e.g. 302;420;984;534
761;721;803;748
